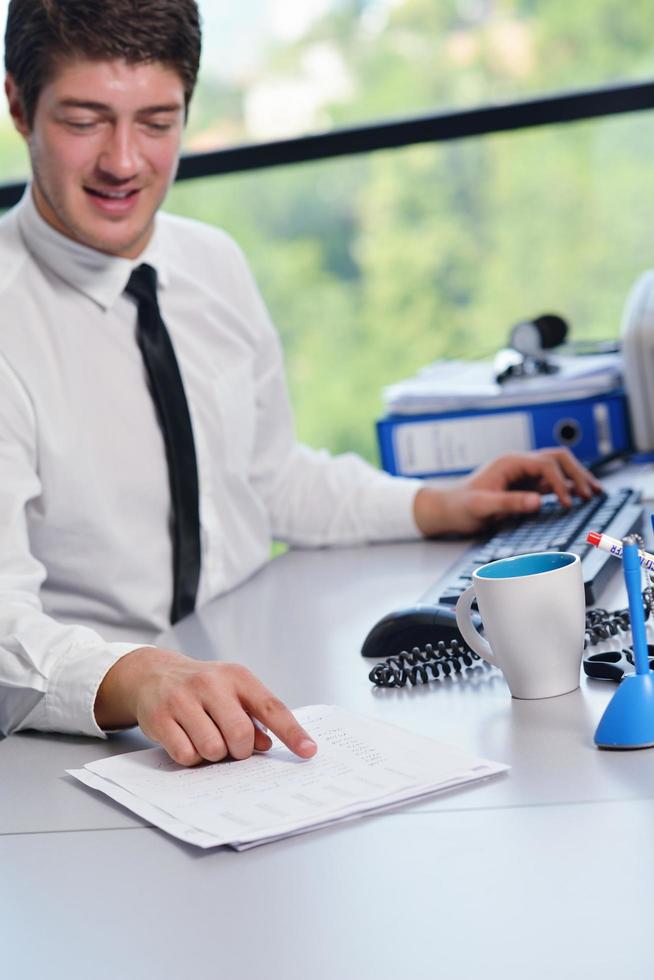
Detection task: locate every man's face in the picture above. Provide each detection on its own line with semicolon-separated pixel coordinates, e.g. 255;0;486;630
6;58;186;258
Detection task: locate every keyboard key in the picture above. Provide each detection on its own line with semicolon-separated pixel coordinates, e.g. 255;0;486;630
548;534;574;549
490;546;516;560
457;564;479;579
439;589;465;605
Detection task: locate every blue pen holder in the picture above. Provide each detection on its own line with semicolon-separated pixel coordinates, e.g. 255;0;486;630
594;673;654;749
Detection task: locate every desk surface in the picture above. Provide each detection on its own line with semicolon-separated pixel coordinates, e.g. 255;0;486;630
3;466;654;979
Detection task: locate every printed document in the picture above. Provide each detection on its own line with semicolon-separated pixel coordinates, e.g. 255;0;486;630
384;354;622;414
68;705;508;849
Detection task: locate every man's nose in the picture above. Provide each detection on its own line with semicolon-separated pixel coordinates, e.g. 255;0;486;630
97;123;141;181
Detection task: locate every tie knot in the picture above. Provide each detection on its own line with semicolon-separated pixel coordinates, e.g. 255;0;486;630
125;263;158;304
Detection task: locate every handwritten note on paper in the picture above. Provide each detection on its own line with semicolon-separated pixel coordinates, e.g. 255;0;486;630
68;705;508;849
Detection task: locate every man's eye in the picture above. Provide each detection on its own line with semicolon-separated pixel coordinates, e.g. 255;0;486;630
65;120;98;130
144;121;174;133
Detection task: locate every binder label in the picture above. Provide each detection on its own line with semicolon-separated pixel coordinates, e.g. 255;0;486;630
393;412;532;475
593;401;613;456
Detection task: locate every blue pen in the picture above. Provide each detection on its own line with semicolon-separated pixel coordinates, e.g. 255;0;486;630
623;537;650;675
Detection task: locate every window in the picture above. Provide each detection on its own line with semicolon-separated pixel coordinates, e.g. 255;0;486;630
166;110;654;461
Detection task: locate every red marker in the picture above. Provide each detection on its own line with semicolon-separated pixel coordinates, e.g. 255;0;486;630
586;530;654;571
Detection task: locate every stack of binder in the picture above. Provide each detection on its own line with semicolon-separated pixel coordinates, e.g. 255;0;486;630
376;354;631;478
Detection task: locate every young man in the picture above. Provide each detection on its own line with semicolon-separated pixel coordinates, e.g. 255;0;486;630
0;0;599;765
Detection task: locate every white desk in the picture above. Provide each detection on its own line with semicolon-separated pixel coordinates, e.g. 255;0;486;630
3;467;654;978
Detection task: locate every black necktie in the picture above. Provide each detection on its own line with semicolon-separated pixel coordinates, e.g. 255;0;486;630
125;263;201;623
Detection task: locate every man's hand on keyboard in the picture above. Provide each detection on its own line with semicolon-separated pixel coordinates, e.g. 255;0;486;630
413;448;602;537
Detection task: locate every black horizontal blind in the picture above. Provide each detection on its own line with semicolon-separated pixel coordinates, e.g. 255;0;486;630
1;79;653;210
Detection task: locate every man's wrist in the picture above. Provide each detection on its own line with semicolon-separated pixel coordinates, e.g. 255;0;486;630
94;645;161;730
413;486;448;537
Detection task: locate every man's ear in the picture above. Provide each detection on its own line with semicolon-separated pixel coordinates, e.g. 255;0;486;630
5;74;30;137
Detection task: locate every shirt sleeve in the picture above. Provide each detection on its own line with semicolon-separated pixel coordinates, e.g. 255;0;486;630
226;242;424;547
0;355;141;738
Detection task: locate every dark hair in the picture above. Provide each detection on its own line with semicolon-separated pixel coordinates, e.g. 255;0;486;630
4;0;202;125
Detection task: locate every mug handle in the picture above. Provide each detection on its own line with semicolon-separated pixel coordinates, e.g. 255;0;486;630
455;585;497;666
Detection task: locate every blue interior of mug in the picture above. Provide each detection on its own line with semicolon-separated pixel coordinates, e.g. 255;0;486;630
476;551;576;579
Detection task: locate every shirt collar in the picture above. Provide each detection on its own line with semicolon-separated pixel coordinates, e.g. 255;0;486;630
16;185;170;311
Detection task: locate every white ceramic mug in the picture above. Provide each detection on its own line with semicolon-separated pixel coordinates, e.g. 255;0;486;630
455;551;585;699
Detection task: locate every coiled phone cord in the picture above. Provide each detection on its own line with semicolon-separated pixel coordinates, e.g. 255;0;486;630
369;639;486;688
584;589;653;646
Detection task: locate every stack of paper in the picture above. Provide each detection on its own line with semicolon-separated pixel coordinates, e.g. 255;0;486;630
68;705;508;849
384;354;623;415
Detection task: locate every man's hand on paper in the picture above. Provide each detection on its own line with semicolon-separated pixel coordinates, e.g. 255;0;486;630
413;447;602;537
94;649;318;767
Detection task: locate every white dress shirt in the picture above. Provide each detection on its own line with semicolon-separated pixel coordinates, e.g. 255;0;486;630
0;189;422;738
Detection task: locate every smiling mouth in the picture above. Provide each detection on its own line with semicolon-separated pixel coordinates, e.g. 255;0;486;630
84;187;140;200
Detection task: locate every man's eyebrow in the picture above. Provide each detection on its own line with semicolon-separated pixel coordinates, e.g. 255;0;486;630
137;104;184;114
57;98;111;111
56;99;183;113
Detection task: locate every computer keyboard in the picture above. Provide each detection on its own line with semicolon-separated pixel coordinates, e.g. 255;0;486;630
423;487;644;608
